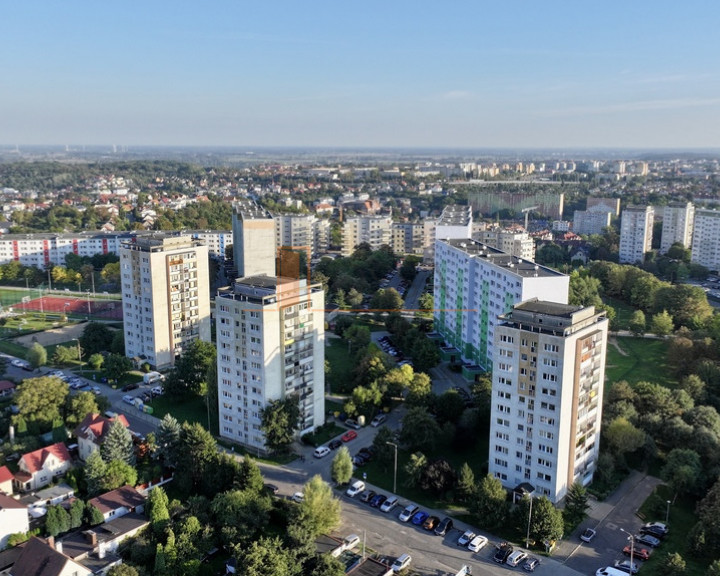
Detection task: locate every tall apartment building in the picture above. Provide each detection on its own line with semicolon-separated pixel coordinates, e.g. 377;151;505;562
232;200;276;277
660;202;694;253
478;228;536;261
572;210;612;236
120;234;211;370
275;214;317;255
691;208;720;271
392;222;425;256
433;239;569;370
341;215;393;256
216;276;325;452
435;205;473;240
488;300;607;503
190;230;233;260
619;205;654;264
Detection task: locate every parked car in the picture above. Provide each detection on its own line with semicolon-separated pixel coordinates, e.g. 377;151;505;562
468;535;488;552
313;446;331;458
341;430;357;442
11;359;31;370
506;550;528;567
614;560;639;574
434;517;453;536
345;418;361;430
380;496;398;513
370;414;387;427
122;395;135;405
291;492;304;503
359;490;376;503
343;534;360;551
580;528;597;542
346;480;365;497
623;546;650;561
634;533;661;548
494;542;513;564
352;453;367;466
391;553;411;573
523;557;540;572
398;505;418;523
263;483;279;495
122;383;139;392
329;439;342;450
422;515;440;531
370;494;387;508
640;522;669;539
457;530;476;546
411;511;429;526
151;386;164;396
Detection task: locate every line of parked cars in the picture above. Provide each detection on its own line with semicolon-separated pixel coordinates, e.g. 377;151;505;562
591;521;669;575
378;335;404;362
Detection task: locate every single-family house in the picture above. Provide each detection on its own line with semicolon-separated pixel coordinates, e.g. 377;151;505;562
0;466;14;495
13;443;72;493
9;537;91;576
0;494;28;551
87;485;145;523
0;381;15;398
73;413;130;462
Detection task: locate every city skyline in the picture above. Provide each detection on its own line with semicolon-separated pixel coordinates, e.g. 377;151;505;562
3;1;720;149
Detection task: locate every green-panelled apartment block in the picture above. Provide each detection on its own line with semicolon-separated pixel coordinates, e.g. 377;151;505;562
433;239;569;373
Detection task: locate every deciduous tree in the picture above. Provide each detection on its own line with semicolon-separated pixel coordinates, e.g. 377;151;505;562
14;376;68;433
65;391;99;427
79;322;115;356
260;396;300;454
331;447;353;485
294;475;341;537
400;406;441;452
469;474;508;530
26;342;47;369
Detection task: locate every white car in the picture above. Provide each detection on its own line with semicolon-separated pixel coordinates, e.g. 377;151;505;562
292;492;304;503
346;480;365;497
370;414;387;427
468;535;488;552
391;553;411;573
313;446;331;458
398;504;419;522
343;534;360;551
380;496;398;512
506;550;528;567
122;395;135;405
457;530;476;546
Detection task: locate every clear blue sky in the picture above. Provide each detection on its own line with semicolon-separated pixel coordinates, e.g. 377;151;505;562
3;1;719;149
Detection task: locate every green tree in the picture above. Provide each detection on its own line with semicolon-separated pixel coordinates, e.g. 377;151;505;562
344;324;371;355
629;310;646;336
370;287;404;312
14;376;68;433
420;459;456;495
235;456;264;493
88;353;104;371
164;339;216;397
103;354;133;382
400;407;441;452
107;564;140;576
706;559;720;576
604;417;646;461
660;552;686;576
331;447;353;485
521;496;564;543
26;342;47;369
347;288;363;308
101;419;135;465
469;474;508;530
435;390;466;424
154;413;182;466
569;271;602;307
146;486;170;535
65;390;99;427
457;462;476;503
212;489;273;545
406;371;432;406
175;422;219;497
404;452;427;488
563;482;590;527
304;554;346;576
260;396;300;454
86;503;105;526
84;451;107;496
45;505;71;536
53;345;79;365
102;460;138;492
79;322;115;356
232;536;293;576
650;310;674;337
69;498;85;529
295;475;341;537
371;425;397;471
661;448;703;496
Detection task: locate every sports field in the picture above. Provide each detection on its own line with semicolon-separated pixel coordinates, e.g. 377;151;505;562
0;287;122;320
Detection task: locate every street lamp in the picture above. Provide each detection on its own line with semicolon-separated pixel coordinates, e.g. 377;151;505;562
665;499;671;525
386;441;398;494
72;338;82;367
525;495;534;549
620;528;634;573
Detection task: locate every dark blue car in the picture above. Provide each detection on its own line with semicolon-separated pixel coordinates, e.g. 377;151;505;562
411;511;429;525
370;494;387;508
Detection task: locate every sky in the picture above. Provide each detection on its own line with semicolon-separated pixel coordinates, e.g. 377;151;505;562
2;1;720;149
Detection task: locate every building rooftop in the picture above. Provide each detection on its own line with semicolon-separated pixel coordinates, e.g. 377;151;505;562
233;198;273;220
439;238;565;279
59;513;149;560
87;485;145;515
437;205;472;226
514;300;585;318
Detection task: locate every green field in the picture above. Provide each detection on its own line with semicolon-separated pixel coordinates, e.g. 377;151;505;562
605;336;675;388
603;296;637;331
151;395;212;430
325;338;354;394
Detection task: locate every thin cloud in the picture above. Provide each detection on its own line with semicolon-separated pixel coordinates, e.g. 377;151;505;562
541;97;720;117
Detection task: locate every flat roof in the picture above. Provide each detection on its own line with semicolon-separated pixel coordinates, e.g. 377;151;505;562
514;300;584;318
233;199;273;220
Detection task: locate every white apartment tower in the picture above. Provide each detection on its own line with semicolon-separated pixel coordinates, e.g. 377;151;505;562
275;214;318;257
434;239;569;370
120;234;211;370
573;210;612;236
478;228;536;261
660;202;694;254
619;205;654;264
691;209;720;271
489;300;608;503
341;215;393;256
216;276;325;452
232;200;276;277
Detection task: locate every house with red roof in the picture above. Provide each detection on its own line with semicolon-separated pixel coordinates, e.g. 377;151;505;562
0;465;14;495
0;380;16;397
0;493;29;550
10;537;91;576
13;443;72;493
73;413;130;462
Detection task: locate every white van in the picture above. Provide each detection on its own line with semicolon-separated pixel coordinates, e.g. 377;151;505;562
313;446;331;458
596;568;631;576
346;480;365;497
392;553;411;573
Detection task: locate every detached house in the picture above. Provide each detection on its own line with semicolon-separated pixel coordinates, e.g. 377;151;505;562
0;493;28;551
73;413;130;462
9;537;91;576
13;443;72;493
87;485;145;523
0;466;13;495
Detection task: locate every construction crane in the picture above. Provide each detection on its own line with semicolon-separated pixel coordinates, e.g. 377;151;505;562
521;206;539;231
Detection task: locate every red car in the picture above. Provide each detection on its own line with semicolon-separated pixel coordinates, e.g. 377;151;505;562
623;546;650;561
341;430;358;442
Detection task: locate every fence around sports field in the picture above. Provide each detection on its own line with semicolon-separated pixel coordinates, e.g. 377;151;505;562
0;287;122;321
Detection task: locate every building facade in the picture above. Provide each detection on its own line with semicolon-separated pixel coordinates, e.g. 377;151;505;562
478;228;536;261
433;239;569;370
619;205;654;264
488;300;608;503
216;276;325;452
691;208;720;271
572;210;612;236
120;234;211;370
190;230;233;260
232;200;276;277
660;202;694;254
341;215;393;256
274;214;318;257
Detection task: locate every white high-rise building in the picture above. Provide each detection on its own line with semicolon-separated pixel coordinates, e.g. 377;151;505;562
216;276;325;452
660;202;694;254
619;205;654;264
478;228;536;261
573;210;612;236
120;234;211;370
691;208;720;271
341;215;393;256
275;214;318;257
489;300;608;503
232;200;276;277
433;239;569;370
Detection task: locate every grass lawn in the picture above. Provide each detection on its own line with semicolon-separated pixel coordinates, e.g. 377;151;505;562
151;394;209;428
637;485;707;576
605;336;675;388
604;296;637;331
304;422;346;447
0;339;30;358
326;339;354;394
